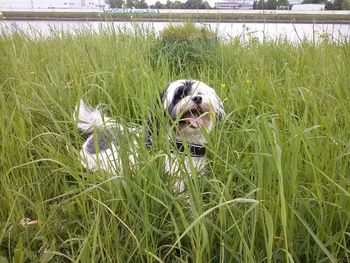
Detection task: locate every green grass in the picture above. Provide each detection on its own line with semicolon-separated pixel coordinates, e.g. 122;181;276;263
0;24;350;262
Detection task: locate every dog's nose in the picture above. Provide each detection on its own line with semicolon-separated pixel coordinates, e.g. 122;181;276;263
192;96;202;104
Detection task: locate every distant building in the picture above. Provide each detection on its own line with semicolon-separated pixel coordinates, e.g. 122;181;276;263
289;0;303;5
291;4;325;10
215;0;254;9
215;0;239;9
1;0;108;9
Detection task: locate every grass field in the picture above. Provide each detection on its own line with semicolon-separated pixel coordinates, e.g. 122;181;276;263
0;24;350;262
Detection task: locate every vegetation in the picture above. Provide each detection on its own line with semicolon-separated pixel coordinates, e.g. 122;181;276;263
153;23;218;73
2;10;350;23
107;0;212;9
253;0;350;10
0;23;350;262
254;0;290;10
107;0;350;10
324;0;350;10
152;0;211;9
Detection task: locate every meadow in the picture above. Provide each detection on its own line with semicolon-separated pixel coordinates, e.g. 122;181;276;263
0;23;349;262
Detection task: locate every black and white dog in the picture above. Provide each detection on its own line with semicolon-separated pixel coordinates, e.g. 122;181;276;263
74;80;225;191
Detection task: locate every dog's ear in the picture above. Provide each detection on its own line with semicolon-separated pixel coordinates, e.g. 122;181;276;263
145;90;166;149
158;91;165;105
158;82;171;105
215;95;226;121
145;111;156;148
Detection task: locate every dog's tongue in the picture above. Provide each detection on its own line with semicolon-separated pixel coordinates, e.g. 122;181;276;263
189;117;203;128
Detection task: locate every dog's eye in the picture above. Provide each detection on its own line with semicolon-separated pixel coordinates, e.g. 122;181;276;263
173;88;185;103
174;87;186;100
174;86;191;103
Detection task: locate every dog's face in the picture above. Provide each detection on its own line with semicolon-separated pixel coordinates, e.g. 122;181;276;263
162;80;225;140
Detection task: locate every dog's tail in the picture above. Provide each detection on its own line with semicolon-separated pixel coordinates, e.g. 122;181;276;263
73;99;110;133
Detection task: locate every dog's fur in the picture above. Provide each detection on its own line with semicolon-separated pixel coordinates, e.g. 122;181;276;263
73;80;225;191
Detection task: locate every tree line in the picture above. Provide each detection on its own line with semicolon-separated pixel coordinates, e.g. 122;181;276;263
106;0;350;10
253;0;350;10
105;0;211;9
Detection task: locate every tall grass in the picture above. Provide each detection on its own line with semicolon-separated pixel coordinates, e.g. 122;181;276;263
0;24;349;262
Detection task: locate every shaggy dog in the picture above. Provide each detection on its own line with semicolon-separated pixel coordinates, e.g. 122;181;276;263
74;80;225;191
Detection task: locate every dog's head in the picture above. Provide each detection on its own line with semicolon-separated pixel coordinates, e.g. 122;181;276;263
146;80;225;147
161;80;225;143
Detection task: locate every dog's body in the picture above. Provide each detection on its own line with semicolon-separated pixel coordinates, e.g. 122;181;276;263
74;80;225;191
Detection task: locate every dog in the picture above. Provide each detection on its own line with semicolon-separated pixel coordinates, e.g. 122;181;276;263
73;80;225;192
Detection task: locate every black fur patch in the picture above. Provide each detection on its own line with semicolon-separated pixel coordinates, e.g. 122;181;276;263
168;80;194;119
86;129;117;154
146;90;166;148
172;80;194;105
